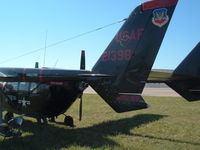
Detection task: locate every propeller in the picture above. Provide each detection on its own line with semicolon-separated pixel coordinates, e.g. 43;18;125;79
79;50;85;121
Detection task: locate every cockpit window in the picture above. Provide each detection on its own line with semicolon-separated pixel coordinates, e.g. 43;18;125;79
5;82;18;92
18;82;29;92
30;83;49;94
0;82;3;89
30;82;37;91
30;82;39;93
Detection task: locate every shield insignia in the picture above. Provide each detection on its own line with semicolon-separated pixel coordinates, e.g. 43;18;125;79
152;8;169;27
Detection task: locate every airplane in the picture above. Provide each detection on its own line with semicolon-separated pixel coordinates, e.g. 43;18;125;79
1;0;198;137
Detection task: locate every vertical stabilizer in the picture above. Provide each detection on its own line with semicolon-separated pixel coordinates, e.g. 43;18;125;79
90;0;178;112
167;42;200;101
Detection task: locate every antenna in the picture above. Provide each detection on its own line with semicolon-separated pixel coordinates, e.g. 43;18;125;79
0;18;126;65
53;59;59;68
43;30;48;67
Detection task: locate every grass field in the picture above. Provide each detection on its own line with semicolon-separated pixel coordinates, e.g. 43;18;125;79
0;94;200;150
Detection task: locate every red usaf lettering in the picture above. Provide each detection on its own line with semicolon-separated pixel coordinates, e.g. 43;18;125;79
115;28;144;43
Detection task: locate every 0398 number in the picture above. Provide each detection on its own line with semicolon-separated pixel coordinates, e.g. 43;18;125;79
101;49;132;62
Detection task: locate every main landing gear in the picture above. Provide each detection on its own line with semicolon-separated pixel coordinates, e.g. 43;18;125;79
36;117;48;125
48;117;56;122
64;115;75;127
0;115;24;138
36;115;75;127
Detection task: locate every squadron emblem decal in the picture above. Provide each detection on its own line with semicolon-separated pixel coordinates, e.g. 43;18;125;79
152;8;169;27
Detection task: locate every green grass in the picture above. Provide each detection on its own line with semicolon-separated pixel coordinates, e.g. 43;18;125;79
0;94;200;150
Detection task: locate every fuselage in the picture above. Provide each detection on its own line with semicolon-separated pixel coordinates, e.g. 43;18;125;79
0;68;89;118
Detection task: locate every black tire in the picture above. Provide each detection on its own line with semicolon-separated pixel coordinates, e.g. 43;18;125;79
64;116;75;127
36;118;42;124
36;117;48;125
49;117;56;122
4;112;13;122
42;117;48;124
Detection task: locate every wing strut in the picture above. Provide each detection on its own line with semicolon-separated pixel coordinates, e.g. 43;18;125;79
79;95;83;121
79;50;86;121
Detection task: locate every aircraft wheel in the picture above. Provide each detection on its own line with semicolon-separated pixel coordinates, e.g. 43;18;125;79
4;112;13;122
36;118;42;124
49;117;56;122
36;117;48;125
64;116;75;127
42;118;48;124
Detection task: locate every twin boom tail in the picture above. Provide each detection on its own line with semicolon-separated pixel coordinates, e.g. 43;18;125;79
90;0;178;112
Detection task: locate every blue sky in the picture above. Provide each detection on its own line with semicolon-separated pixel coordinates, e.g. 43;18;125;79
0;0;199;70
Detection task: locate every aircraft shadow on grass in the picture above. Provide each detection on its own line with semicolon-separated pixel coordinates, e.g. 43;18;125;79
0;114;199;149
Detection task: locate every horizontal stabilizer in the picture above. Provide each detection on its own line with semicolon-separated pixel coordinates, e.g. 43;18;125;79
100;93;148;113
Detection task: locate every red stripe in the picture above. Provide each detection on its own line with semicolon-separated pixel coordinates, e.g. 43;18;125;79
40;69;43;82
142;0;178;11
22;68;26;81
81;50;85;57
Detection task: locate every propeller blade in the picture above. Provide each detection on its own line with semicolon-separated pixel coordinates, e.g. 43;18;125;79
79;95;83;121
